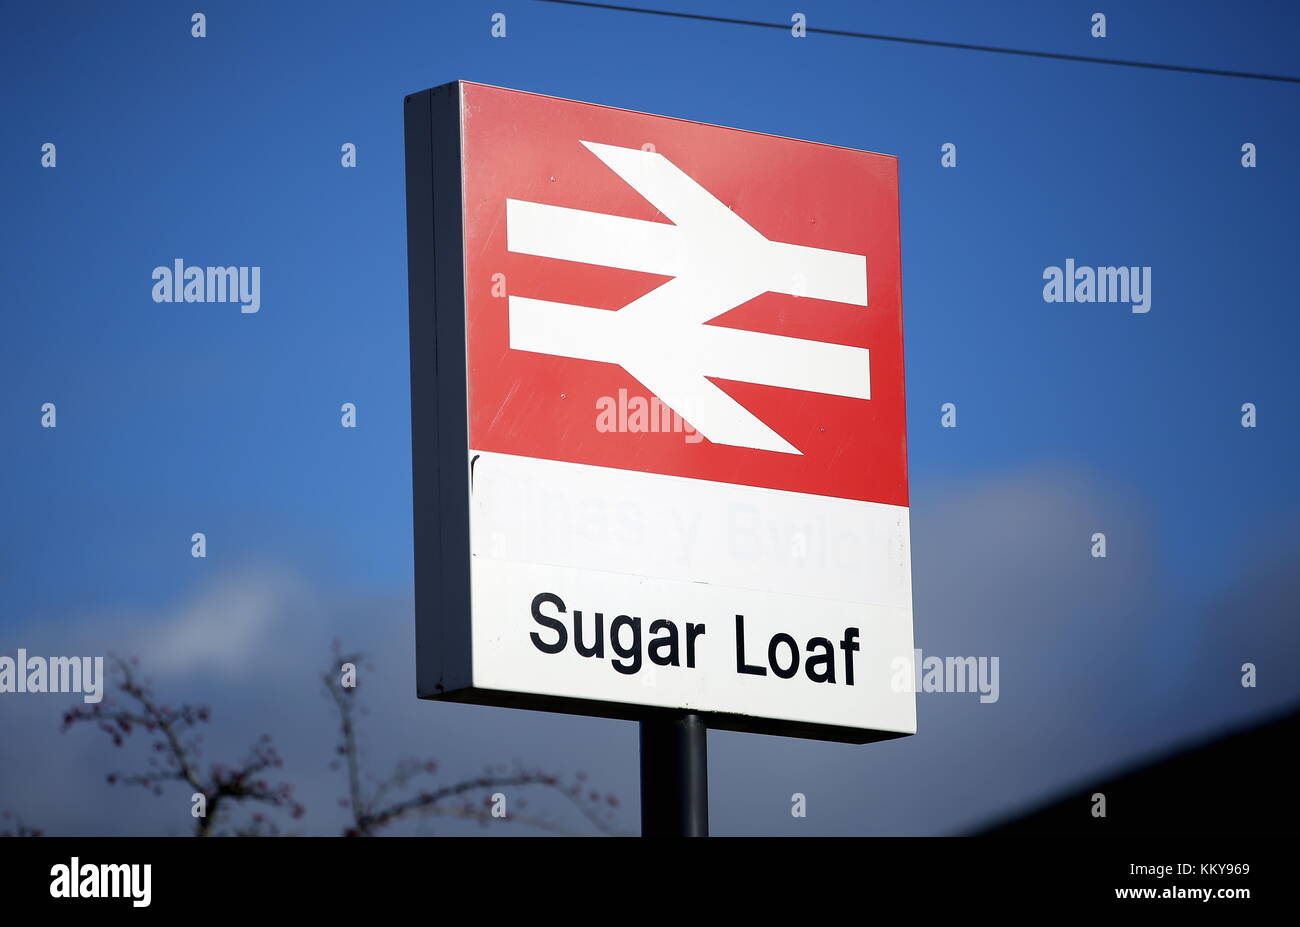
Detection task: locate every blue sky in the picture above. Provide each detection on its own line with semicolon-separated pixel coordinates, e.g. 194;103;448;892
1;0;1298;835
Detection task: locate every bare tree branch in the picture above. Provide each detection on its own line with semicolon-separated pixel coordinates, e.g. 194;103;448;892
53;647;627;837
0;811;43;838
63;654;304;836
322;640;626;836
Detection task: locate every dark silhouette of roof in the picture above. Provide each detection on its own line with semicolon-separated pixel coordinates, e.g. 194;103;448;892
977;704;1299;834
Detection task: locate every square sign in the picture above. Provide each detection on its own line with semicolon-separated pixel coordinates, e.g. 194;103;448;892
405;81;914;743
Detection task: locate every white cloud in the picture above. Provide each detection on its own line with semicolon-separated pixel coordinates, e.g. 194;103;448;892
131;569;310;678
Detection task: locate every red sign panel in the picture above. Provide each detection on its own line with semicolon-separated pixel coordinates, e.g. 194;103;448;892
458;82;907;505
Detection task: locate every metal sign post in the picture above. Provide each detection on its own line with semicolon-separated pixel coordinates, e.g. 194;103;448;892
640;713;708;837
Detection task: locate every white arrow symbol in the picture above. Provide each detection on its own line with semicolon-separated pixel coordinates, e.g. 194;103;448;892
505;140;870;455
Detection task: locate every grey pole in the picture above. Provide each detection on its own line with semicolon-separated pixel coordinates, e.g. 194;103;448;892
640;712;709;836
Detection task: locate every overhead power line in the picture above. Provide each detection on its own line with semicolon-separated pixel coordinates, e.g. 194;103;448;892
536;0;1300;84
